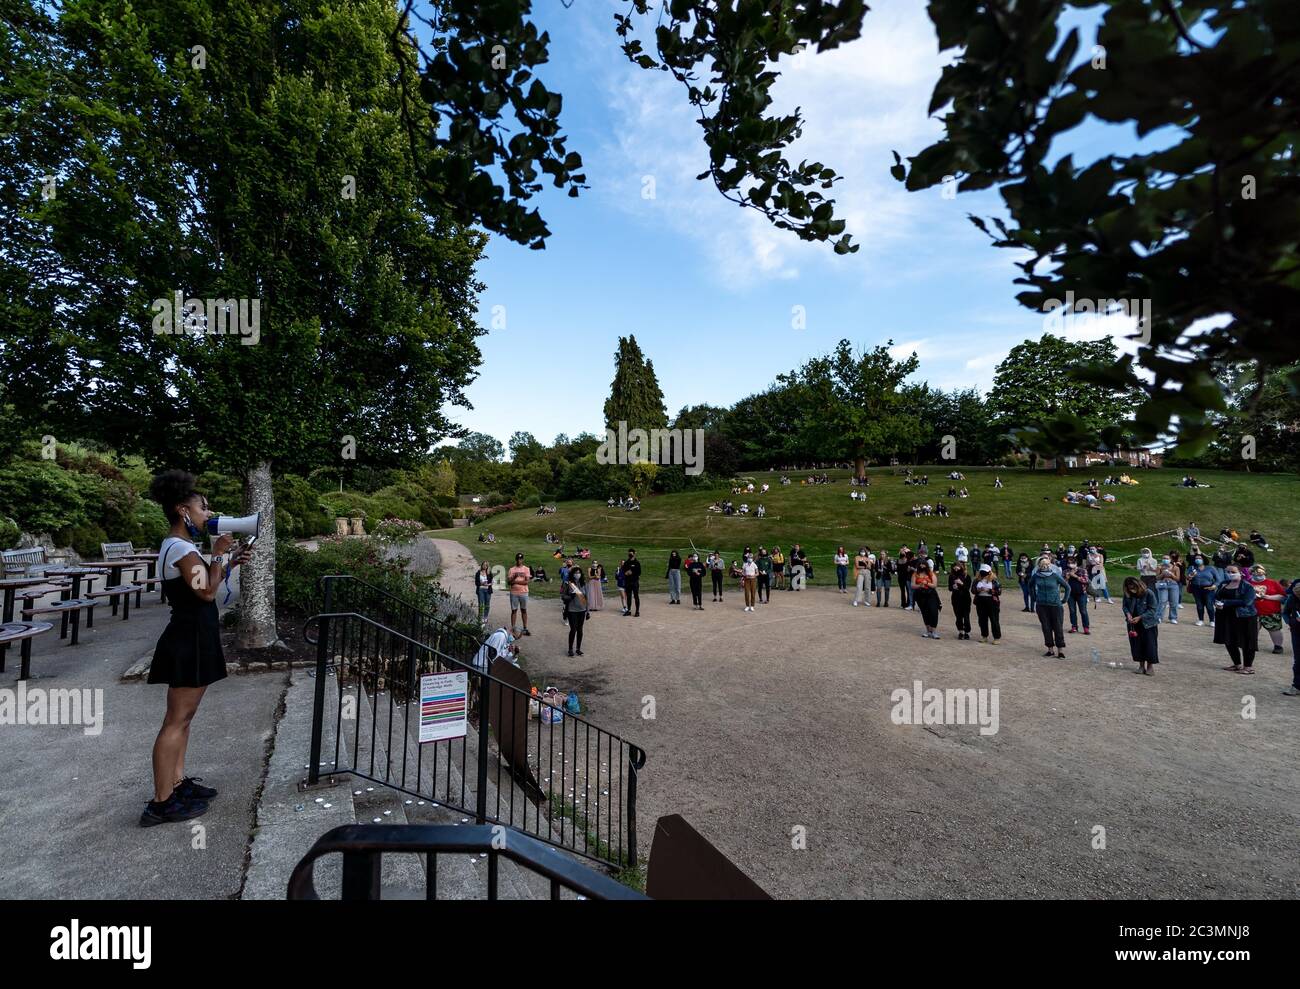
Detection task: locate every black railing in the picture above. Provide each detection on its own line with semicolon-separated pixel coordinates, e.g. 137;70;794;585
287;824;647;900
321;573;484;668
304;605;646;871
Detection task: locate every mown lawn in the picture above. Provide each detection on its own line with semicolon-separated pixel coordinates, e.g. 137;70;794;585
436;466;1300;597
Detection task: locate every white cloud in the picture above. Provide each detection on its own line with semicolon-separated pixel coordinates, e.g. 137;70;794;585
586;0;951;287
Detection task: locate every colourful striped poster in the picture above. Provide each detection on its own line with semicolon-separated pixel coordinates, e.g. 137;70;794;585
418;671;468;744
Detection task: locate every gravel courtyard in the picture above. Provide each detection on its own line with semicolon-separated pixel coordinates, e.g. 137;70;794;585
450;542;1299;900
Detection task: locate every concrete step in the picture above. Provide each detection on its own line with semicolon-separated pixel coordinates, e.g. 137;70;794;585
241;669;355;900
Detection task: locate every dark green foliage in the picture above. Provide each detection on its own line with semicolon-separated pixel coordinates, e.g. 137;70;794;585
897;0;1300;452
603;336;667;433
275;537;440;616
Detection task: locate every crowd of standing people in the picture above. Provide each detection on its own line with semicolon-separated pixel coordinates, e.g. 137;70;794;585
472;517;1298;695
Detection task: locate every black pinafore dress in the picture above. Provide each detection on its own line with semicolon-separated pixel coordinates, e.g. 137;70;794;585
148;537;227;688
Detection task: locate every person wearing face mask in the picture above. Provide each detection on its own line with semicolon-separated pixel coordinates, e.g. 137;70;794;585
1030;556;1070;659
685;552;707;610
1213;566;1259;674
1065;564;1091;635
1016;553;1034;611
911;558;941;638
709;550;726;602
756;547;773;604
1154;555;1181;624
741;552;759;612
972;564;1002;644
1187;556;1222;627
1248;564;1288;654
874;550;894;607
1136;548;1158;590
622;548;642;617
562;565;589;656
852;546;872;607
141;470;254;827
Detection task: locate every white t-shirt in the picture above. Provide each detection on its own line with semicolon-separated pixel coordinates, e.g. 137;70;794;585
474;627;516;672
159;536;202;578
834;553;849;566
742;560;758;578
956;546;968;562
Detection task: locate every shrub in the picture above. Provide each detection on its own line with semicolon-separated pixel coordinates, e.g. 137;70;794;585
484;490;507;507
134;500;169;548
274;474;334;537
0;460;92;533
64;523;109;558
372;518;424;545
276;536;441;616
0;515;19;549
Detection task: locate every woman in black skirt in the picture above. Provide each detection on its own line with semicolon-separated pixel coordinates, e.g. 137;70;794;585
1122;577;1159;675
1213;565;1259;674
141;470;253;827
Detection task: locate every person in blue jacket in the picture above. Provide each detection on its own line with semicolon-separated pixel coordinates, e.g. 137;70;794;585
1213;565;1258;674
1030;556;1071;659
1187;557;1222;627
1122;576;1160;675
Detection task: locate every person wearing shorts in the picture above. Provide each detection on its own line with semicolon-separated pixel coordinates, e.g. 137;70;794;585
507;553;531;636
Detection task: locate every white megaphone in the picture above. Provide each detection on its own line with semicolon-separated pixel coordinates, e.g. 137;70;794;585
206;513;260;538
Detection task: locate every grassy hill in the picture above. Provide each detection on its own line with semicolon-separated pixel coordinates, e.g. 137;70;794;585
438;466;1300;597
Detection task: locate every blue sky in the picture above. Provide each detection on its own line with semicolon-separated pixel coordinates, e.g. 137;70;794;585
447;0;1142;454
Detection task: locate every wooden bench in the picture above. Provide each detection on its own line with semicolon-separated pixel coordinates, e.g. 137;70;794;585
0;621;55;680
20;598;96;645
2;547;49;577
131;575;164;608
86;584;136;621
100;541;137;561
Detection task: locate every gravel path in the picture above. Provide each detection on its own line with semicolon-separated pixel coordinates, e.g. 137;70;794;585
450;568;1300;899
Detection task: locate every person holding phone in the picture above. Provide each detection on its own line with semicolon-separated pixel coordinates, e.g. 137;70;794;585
141;470;253;827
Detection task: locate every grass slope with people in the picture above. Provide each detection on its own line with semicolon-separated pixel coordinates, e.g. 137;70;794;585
438;466;1300;598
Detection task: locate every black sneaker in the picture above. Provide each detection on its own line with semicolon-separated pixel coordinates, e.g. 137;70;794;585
140;795;208;828
175;777;217;801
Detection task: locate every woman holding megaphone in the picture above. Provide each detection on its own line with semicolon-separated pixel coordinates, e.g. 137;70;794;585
140;470;255;827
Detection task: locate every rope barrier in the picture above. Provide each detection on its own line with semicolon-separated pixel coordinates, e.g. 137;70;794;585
873;516;1184;547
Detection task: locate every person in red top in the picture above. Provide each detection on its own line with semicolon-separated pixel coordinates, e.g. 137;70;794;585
1249;564;1288;654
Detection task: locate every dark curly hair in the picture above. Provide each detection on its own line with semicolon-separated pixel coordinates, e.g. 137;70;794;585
148;469;202;524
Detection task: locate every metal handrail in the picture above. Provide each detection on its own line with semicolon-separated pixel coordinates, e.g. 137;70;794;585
305;604;647;868
287;823;647;900
304;610;646;744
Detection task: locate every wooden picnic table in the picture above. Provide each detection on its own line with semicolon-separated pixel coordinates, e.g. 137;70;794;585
0;576;55;624
0;620;54;680
77;561;146;614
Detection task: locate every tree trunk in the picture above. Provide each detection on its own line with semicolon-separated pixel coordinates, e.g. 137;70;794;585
238;459;281;650
854;455;866;481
